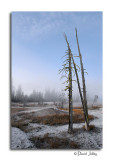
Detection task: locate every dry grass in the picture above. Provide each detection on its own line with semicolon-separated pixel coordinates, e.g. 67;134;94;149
59;108;84;114
88;125;95;130
30;135;78;149
82;124;95;130
11;120;30;131
29;113;94;125
73;108;83;114
11;113;94;133
73;106;83;109
11;108;95;129
11;107;95;134
12;120;42;133
11;107;29;114
89;105;102;110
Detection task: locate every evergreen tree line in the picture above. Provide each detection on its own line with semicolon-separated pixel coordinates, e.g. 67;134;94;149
11;85;66;104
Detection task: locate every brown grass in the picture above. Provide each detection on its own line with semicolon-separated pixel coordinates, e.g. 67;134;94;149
59;108;84;114
11;107;95;134
30;135;78;149
11;113;94;133
29;113;94;125
11;120;29;131
11;107;29;114
12;120;42;133
11;108;95;129
82;124;95;130
73;108;83;114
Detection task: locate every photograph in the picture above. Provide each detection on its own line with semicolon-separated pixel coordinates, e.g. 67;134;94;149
11;11;102;150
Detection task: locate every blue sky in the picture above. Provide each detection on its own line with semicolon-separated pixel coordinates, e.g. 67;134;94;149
12;12;102;100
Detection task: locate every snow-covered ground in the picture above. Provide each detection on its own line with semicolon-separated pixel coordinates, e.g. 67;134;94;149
12;106;57;114
11;127;35;149
11;106;102;149
89;108;102;128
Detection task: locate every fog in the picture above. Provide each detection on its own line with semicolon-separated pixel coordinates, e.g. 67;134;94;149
12;81;102;104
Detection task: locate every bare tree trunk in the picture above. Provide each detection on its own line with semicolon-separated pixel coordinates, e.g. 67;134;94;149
75;28;89;130
68;49;73;133
71;54;87;124
63;34;73;132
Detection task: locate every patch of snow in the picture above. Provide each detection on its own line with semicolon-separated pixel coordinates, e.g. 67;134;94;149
89;108;102;128
11;127;35;149
54;107;69;113
17;106;57;114
26;122;85;138
27;108;102;138
11;106;102;149
70;128;102;149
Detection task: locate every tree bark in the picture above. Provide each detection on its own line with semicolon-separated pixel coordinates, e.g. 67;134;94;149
71;54;87;124
68;49;73;133
75;28;89;130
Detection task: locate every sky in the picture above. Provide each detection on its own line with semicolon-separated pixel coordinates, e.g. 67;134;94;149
12;12;102;100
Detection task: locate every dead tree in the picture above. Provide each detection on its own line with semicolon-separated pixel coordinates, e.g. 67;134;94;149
59;30;89;131
59;34;73;132
64;33;89;130
71;51;87;126
64;34;73;133
68;40;73;133
75;28;89;130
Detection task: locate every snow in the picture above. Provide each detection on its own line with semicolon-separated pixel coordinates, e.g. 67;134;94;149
18;106;69;114
70;128;102;149
89;108;102;128
26;123;84;138
11;106;102;149
11;127;35;149
13;106;57;114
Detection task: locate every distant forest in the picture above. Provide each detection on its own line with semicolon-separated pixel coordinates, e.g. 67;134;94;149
11;85;67;104
11;85;99;106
